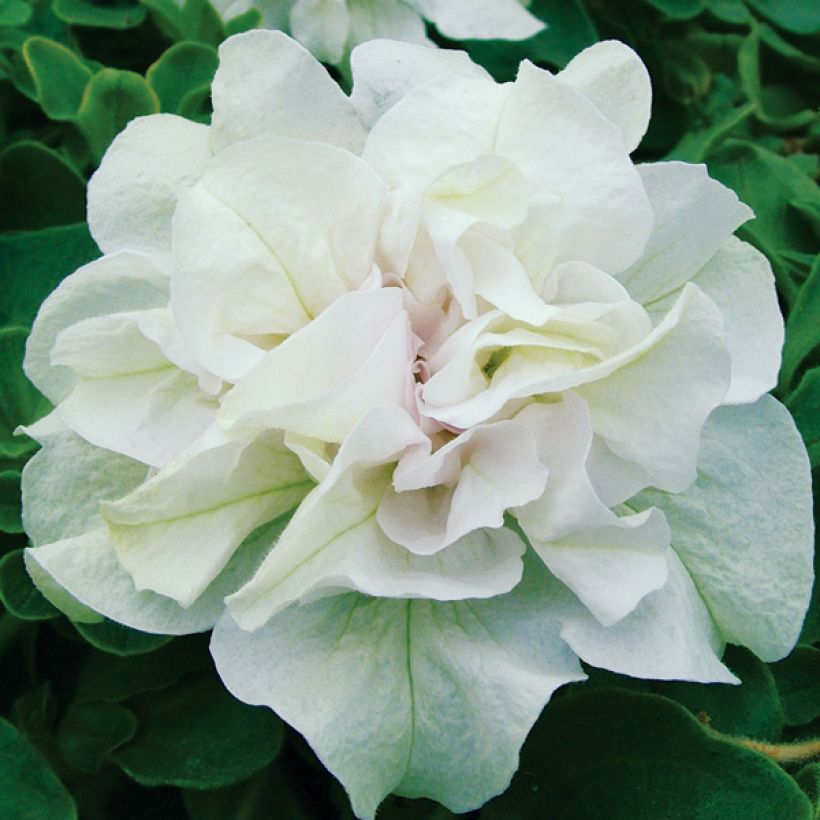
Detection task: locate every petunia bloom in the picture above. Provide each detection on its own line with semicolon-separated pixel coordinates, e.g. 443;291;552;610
21;31;814;820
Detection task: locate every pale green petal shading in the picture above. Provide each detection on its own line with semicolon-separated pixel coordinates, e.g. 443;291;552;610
22;428;147;546
556;549;739;684
24;252;168;405
558;40;651;154
211;30;366;153
632;396;814;662
101;430;312;607
290;0;350;65
212;574;584;818
87;115;212;259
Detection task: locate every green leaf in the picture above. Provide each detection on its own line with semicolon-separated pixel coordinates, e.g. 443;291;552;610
22;35;93;120
782;256;820;391
706;0;753;24
483;687;813;819
760;24;820;73
0;471;22;533
52;0;146;29
0;717;76;820
0;327;50;460
0;222;99;330
745;0;820;35
56;701;137;773
653;646;784;740
644;0;706;20
0;0;32;27
76;68;159;161
223;7;260;36
0;549;60;620
707;140;820;307
796;762;820;819
462;0;598;78
10;685;57;746
771;647;820;726
74;635;209;704
146;41;217;115
788;369;820;468
0;142;85;231
73;618;173;656
111;673;284;788
175;0;225;47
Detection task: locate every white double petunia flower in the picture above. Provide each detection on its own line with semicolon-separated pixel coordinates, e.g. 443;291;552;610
206;0;544;65
21;31;813;819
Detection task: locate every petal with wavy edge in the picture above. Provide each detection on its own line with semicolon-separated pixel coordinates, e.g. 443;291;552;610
500;61;654;277
100;430;313;607
411;0;544;40
631;396;814;662
514;397;670;625
50;313;218;468
575;284;731;492
171;136;386;382
556;549;738;683
289;0;350;65
558;40;651;153
378;419;547;554
350;39;488;128
211;31;366;153
218;289;414;443
87;115;212;259
24;517;287;635
618;162;753;305
644;236;782;405
22;428;147;547
212;577;584;819
226;407;527;629
24;252;168;404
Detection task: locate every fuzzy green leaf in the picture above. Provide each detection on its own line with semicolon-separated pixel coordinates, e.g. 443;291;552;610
0;549;60;620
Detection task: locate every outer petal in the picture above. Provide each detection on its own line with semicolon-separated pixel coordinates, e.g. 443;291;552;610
350;39;489;129
226;407;527;629
50;312;218;467
556;549;739;683
22;428;147;547
558;40;651;153
631;396;814;662
24;252;168;404
514;396;670;626
645;237;783;405
378;419;547;554
618;162;753;306
171;136;386;382
218;289;415;443
212;580;584;819
100;430;313;607
87;115;212;259
411;0;544;40
347;2;431;71
25;518;284;635
289;0;350;65
211;30;366;153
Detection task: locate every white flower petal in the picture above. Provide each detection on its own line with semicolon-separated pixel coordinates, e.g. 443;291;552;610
218;289;414;443
350;39;488;128
211;30;366;153
100;430;313;607
22;428;147;547
558;40;651;153
378;419;547;554
411;0;545;41
289;0;350;65
87;115;212;259
631;396;814;662
557;549;738;683
171;136;386;382
212;579;583;818
645;236;783;405
514;397;670;625
618;161;753;305
347;0;430;61
24;252;168;405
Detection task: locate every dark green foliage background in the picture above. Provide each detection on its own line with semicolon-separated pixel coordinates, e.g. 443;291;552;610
0;0;818;817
